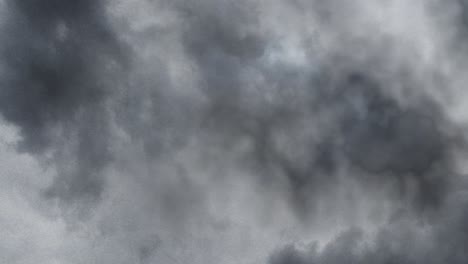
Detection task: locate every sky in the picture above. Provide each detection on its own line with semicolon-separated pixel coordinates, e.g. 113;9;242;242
1;0;468;263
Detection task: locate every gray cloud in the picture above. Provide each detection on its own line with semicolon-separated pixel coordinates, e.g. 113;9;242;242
2;0;468;263
269;193;468;264
0;0;127;205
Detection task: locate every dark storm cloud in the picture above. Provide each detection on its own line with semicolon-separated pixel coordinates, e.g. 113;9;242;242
2;0;468;263
176;0;461;217
0;0;126;203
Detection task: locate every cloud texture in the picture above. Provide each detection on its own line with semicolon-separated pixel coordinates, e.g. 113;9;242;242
1;0;468;263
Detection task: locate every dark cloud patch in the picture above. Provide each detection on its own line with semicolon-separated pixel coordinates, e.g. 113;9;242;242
0;0;126;204
335;71;454;212
13;0;100;24
270;244;319;264
137;234;162;263
447;0;468;49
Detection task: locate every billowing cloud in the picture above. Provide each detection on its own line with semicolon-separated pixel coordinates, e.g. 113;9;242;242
1;0;468;263
0;0;127;205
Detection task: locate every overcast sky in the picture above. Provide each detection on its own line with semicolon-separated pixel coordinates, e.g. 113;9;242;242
2;0;468;263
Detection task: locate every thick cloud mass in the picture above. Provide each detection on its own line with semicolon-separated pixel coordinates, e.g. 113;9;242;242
0;0;127;204
1;0;468;263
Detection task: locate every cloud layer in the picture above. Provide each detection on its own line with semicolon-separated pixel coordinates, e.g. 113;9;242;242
1;0;468;263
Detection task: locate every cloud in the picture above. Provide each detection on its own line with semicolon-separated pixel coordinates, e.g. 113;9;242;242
268;193;468;264
0;0;127;204
2;0;468;263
